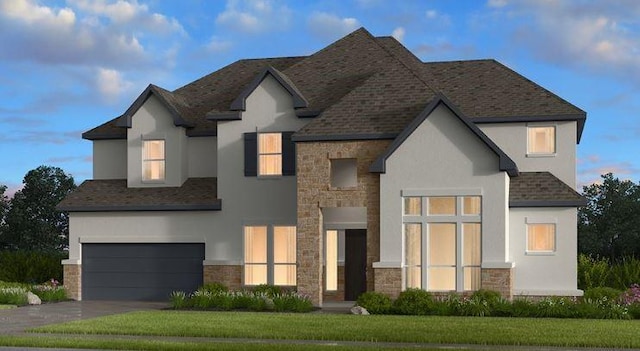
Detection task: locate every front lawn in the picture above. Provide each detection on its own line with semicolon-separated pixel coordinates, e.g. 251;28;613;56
0;305;15;309
33;311;640;349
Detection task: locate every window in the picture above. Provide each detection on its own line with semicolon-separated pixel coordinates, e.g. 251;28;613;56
326;230;338;291
142;140;165;181
244;225;296;286
527;223;556;253
527;126;555;155
330;159;357;188
403;196;481;292
258;133;282;176
243;132;295;177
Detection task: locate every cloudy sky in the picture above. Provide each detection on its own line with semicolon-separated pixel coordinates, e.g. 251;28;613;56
0;0;638;196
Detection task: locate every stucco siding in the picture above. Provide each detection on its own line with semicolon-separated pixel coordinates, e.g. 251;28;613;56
379;104;510;270
93;140;126;179
509;207;581;296
188;137;217;178
478;121;577;189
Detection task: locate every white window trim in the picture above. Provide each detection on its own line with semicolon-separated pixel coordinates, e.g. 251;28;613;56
402;195;482;292
141;138;166;183
257;132;283;178
525;217;557;255
526;124;556;157
243;224;296;286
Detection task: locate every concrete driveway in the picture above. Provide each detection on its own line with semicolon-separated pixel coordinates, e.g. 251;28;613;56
0;301;167;335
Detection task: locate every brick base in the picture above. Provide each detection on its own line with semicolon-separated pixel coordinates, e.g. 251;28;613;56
203;265;242;291
63;264;81;301
374;267;402;300
481;268;513;300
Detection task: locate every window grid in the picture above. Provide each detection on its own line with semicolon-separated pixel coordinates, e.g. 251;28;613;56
244;225;296;286
527;126;556;155
258;133;282;176
403;196;481;292
142;140;165;181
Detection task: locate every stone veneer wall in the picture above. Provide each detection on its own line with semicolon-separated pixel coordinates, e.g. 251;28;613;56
481;268;513;299
63;264;81;301
203;265;242;291
297;140;391;306
374;268;403;300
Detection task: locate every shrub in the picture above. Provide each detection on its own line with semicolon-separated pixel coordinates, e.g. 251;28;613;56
626;303;640;319
169;291;190;309
510;299;537;317
0;251;66;284
583;287;622;301
356;291;392;314
458;297;491;317
470;290;503;307
609;257;640;290
620;284;640;305
272;292;314;313
0;286;28;305
248;294;274;311
252;284;282;298
535;297;576;318
231;291;253;309
199;282;228;294
393;288;434;315
31;279;67;302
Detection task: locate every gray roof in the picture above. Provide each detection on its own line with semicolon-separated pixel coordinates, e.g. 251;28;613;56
509;172;585;207
83;27;586;142
57;178;221;212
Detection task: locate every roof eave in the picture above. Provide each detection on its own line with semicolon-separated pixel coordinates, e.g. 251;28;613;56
229;66;308;111
116;84;194;129
509;199;587;208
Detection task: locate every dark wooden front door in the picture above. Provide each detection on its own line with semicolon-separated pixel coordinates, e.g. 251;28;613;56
344;229;367;301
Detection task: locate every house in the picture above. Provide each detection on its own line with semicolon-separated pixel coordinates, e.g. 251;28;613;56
58;28;586;305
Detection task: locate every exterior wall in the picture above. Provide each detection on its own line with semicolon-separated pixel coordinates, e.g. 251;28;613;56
374;268;403;300
379;104;511;291
509;207;582;296
63;264;81;300
127;95;189;188
203;265;242;291
478;121;577;189
93;140;127;179
188;136;217;178
297;140;391;306
214;74;310;264
481;268;513;299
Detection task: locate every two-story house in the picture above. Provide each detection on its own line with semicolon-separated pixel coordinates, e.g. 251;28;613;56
58;28;586;305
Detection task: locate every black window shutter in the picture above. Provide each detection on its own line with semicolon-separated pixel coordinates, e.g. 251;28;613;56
282;132;296;176
244;132;257;176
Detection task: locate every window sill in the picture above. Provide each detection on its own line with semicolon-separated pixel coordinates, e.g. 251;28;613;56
525;251;556;256
526;153;556;158
141;180;166;184
328;185;358;191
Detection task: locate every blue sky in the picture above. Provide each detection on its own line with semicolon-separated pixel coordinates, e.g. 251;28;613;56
0;0;638;196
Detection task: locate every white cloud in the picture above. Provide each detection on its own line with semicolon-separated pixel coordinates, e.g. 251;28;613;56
96;68;133;101
216;0;292;34
424;9;451;27
492;1;640;85
391;27;405;42
1;0;76;26
205;37;232;53
307;12;360;40
487;0;508;8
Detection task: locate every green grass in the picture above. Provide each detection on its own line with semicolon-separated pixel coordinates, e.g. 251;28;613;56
0;336;426;350
0;304;16;309
33;311;640;348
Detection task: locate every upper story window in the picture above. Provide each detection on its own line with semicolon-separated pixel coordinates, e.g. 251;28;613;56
330;158;357;188
142;140;165;181
527;126;555;156
244;132;295;177
527;223;556;254
258;133;282;176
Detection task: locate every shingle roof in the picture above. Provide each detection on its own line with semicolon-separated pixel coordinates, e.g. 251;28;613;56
82;27;586;143
509;172;585;207
57;178;221;211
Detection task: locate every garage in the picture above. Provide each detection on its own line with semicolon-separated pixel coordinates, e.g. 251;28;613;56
82;243;204;301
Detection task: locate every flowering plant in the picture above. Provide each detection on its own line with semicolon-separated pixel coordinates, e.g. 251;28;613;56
621;284;640;305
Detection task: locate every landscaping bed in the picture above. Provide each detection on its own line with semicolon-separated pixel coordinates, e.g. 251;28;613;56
0;279;67;305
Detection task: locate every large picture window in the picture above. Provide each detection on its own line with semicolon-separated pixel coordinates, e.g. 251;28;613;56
142;140;165;181
527;126;555;155
527;223;556;253
403;196;481;292
244;225;296;286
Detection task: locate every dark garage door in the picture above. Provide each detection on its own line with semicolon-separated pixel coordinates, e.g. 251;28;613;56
82;243;204;301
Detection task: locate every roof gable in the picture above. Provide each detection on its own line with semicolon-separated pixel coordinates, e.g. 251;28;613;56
228;66;308;112
116;84;193;129
370;94;519;176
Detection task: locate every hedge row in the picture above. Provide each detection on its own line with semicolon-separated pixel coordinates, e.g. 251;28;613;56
0;251;66;284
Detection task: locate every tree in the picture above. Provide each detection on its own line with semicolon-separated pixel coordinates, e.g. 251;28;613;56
1;166;76;252
0;185;9;249
578;173;640;259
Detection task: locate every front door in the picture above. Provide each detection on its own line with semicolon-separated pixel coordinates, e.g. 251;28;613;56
344;229;367;301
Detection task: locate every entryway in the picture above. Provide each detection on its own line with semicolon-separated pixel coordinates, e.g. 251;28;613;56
344;229;367;300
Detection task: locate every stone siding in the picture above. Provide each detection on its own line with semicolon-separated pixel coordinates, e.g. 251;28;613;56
373;267;403;300
63;264;81;301
203;265;242;291
481;268;513;299
297;140;391;306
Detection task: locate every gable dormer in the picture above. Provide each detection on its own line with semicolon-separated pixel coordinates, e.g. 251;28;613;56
121;85;192;188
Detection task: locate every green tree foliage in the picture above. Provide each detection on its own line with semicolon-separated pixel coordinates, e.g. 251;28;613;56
579;173;640;259
0;166;76;252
